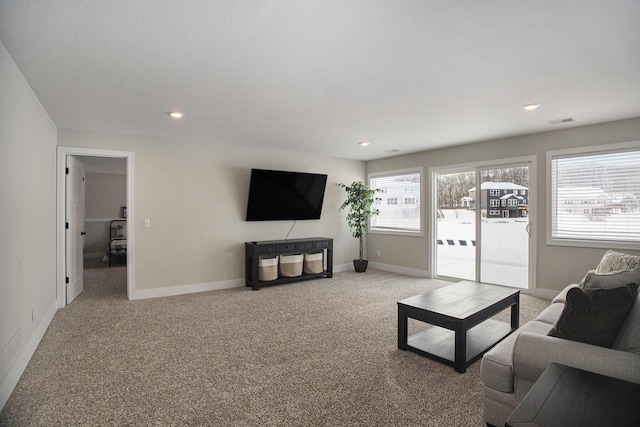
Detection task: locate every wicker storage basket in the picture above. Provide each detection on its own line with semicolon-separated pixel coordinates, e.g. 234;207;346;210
303;252;324;274
279;254;303;277
258;257;278;281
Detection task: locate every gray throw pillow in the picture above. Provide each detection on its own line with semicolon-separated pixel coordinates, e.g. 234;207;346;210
549;284;637;348
595;250;640;274
583;268;640;290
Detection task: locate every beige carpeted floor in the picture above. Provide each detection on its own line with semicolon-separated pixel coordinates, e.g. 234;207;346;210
0;267;549;426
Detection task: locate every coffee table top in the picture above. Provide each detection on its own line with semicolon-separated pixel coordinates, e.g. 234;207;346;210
398;281;519;319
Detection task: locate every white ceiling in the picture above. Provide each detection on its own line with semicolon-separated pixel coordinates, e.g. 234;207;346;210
1;1;639;161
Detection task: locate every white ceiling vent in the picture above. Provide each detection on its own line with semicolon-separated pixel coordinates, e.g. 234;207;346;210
384;149;401;153
549;117;575;125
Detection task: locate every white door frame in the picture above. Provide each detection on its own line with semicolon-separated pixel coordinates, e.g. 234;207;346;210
56;146;135;306
429;155;537;293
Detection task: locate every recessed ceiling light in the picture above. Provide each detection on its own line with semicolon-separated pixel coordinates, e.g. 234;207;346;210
522;103;541;111
359;141;370;147
168;111;184;119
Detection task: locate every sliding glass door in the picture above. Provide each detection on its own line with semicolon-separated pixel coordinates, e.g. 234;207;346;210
478;166;530;288
435;171;476;280
434;160;533;289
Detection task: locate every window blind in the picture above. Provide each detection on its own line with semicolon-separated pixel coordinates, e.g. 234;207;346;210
370;171;421;232
551;149;640;243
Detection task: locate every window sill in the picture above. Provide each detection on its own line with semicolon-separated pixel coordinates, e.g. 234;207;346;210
546;236;640;251
370;229;424;237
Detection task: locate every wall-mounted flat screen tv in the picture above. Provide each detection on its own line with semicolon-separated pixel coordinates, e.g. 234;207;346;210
246;169;328;221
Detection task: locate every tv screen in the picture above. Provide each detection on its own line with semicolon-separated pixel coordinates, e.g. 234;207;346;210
246;169;328;221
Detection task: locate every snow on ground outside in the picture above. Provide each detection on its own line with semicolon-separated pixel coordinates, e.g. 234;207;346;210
435;209;638;288
436;209;528;288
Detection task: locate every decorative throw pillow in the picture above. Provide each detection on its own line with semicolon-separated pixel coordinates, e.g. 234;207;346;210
583;268;640;290
595;250;640;274
549;284;637;348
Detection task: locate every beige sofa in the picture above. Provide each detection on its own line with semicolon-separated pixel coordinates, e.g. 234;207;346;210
480;250;640;427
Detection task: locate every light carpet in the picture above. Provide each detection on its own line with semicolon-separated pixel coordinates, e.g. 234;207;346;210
0;268;549;426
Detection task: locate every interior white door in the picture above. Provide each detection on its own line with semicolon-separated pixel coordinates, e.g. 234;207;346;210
65;156;85;303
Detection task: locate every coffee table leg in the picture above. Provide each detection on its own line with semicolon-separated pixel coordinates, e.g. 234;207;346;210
398;305;408;350
511;295;520;329
454;323;466;373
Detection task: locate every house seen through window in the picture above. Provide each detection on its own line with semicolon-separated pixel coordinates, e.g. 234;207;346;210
369;169;422;234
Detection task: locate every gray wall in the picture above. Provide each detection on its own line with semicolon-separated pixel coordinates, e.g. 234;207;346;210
58;128;365;293
0;40;57;406
367;117;640;294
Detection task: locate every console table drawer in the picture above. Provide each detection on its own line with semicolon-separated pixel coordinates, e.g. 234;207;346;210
278;243;296;252
296;242;314;250
258;245;278;254
315;240;330;249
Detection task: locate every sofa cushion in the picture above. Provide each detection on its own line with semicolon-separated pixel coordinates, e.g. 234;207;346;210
613;291;640;355
534;303;565;325
549;285;637;348
481;320;553;393
583;268;640;290
579;270;595;286
552;284;581;304
595;250;640;274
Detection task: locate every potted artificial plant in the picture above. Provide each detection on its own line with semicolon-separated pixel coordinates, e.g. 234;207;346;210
338;181;382;273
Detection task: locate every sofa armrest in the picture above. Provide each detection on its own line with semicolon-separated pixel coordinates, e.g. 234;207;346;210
513;332;640;384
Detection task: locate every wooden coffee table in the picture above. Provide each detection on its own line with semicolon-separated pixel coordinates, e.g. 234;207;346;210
397;281;519;373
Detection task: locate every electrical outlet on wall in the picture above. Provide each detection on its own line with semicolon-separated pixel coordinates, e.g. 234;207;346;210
377;250;381;256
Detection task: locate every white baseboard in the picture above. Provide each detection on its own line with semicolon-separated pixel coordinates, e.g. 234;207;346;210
132;265;358;299
333;263;354;273
0;301;57;411
131;278;245;300
333;262;429;278
368;262;430;278
532;287;560;300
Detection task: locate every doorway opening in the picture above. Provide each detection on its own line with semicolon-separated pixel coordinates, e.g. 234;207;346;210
56;147;134;307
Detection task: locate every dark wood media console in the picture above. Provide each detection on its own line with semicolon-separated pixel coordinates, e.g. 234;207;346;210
245;237;333;290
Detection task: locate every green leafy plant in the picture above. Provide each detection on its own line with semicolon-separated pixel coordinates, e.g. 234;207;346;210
338;181;383;261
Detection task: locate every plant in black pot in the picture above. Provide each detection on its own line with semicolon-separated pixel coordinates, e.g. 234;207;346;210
338;181;382;273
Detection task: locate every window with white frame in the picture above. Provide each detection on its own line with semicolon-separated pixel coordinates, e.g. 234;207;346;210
490;189;500;196
369;168;422;234
490;199;500;207
508;199;517;207
548;142;640;247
